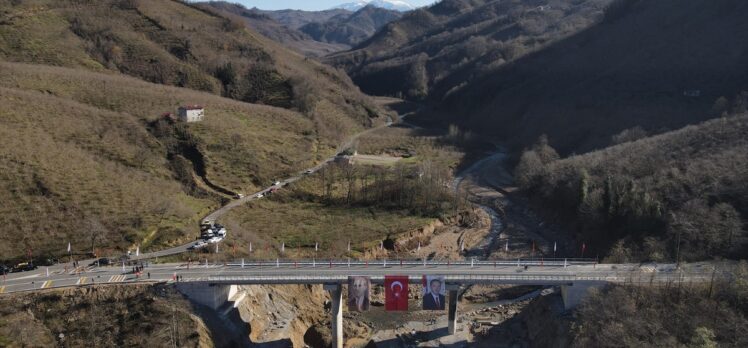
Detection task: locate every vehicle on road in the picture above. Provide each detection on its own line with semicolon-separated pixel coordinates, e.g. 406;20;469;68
234;193;245;199
303;169;313;175
90;258;111;267
0;264;9;275
272;181;281;186
11;262;37;273
189;240;208;250
208;236;223;244
256;193;264;198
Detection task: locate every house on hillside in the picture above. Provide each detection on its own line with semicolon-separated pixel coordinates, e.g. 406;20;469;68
178;105;205;122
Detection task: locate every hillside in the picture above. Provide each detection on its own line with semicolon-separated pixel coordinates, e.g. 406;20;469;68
0;0;383;126
432;0;748;153
334;0;416;12
253;8;351;30
196;1;349;57
326;0;612;100
515;114;748;262
0;60;354;260
300;5;403;46
0;285;211;347
0;0;397;260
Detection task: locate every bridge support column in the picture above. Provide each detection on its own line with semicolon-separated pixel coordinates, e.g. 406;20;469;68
560;281;606;310
324;283;344;348
447;285;460;335
176;283;234;310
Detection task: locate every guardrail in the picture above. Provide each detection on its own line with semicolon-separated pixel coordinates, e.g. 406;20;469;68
222;258;598;268
204;274;580;285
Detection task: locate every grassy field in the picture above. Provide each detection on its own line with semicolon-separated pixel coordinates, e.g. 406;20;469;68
222;200;434;258
206;128;472;260
0;60;366;261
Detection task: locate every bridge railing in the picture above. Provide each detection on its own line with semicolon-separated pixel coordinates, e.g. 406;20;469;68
222;258;598;268
203;273;581;285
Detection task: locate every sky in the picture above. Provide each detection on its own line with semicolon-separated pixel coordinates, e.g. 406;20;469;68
228;0;434;11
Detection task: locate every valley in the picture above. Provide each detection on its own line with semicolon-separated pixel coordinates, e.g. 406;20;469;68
1;0;747;347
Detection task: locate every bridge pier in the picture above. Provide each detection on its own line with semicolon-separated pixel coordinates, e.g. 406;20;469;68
560;281;606;310
324;283;344;348
447;285;460;335
176;283;234;310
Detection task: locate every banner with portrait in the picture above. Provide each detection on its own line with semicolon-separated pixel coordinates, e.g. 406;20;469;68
422;275;446;310
348;276;371;312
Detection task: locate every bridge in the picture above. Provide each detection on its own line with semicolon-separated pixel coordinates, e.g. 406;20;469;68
0;259;725;347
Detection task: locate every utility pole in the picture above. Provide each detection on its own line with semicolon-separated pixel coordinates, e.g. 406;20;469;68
675;229;682;269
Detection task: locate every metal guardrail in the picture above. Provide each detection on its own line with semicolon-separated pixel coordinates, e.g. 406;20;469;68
222;258;598;268
204;273;580;285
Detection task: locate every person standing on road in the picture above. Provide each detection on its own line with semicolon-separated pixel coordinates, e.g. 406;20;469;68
147;272;150;279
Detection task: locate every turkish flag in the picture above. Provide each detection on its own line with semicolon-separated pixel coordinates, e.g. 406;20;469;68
385;276;409;311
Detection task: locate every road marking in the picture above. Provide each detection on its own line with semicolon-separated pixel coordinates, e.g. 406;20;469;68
108;275;127;283
41;281;53;289
0;286;5;294
76;277;87;285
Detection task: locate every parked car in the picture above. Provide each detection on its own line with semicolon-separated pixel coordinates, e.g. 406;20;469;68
11;262;37;273
256;193;264;198
90;258;111;267
272;181;281;186
234;193;245;199
303;169;313;175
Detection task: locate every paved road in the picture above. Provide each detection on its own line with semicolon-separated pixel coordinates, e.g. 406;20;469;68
0;261;728;294
129;117;401;261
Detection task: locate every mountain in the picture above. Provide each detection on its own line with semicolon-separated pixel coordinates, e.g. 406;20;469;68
0;0;388;260
327;0;612;100
433;0;748;154
253;8;352;29
300;5;403;46
334;0;416;12
516;113;748;262
196;1;349;56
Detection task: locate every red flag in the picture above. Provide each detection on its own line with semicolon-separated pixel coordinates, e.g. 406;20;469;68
385;276;409;311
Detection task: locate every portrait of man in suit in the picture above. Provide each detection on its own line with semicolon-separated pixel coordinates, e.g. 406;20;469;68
422;276;446;310
348;276;371;312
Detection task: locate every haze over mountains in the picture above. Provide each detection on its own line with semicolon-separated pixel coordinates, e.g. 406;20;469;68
334;0;417;12
201;2;402;54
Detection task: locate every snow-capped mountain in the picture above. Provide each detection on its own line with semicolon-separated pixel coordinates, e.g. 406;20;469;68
333;0;415;12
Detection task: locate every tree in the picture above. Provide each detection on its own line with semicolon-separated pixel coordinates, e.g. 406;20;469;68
668;200;743;260
689;327;717;348
85;217;108;255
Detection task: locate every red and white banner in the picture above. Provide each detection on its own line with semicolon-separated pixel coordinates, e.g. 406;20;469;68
385;276;409;311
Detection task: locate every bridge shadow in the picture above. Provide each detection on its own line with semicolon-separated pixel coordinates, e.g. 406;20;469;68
371;327;469;348
189;300;294;348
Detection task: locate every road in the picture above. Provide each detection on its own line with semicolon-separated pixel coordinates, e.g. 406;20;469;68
130;117;401;261
0;260;727;294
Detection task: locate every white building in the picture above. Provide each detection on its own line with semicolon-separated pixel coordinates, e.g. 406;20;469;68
178;105;205;122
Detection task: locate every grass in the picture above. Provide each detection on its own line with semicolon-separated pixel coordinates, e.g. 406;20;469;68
0;60;359;261
224;199;434;257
